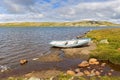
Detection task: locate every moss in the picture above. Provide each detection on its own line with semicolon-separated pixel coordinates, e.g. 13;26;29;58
87;28;120;64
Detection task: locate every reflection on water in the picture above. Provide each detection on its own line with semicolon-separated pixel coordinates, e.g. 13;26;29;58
0;27;117;68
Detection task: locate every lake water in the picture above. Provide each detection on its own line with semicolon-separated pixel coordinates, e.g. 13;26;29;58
0;27;119;73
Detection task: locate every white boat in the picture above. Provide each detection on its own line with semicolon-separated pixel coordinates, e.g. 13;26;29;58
49;38;91;48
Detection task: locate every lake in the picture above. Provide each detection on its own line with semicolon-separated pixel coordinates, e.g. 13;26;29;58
0;27;119;77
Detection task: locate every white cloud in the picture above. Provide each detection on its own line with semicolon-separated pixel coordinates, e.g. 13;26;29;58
0;0;120;23
49;0;120;23
0;13;44;22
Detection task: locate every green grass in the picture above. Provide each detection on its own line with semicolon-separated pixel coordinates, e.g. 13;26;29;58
6;77;25;80
87;28;120;64
5;74;120;80
0;21;120;27
56;74;120;80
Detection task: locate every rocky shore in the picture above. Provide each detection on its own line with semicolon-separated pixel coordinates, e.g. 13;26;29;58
2;28;120;80
66;58;114;77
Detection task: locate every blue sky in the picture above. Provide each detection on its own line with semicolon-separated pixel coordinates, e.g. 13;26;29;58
0;0;120;23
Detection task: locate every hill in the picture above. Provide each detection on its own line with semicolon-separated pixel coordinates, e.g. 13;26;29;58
0;21;120;27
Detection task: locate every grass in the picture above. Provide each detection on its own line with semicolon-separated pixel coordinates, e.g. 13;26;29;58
0;21;119;27
86;28;120;64
6;75;120;80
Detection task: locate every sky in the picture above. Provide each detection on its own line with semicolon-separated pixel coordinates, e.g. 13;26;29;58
0;0;120;23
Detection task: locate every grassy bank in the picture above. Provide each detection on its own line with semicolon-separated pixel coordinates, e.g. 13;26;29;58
86;28;120;64
6;75;120;80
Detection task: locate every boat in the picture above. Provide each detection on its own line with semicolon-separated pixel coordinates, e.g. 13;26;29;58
49;38;91;48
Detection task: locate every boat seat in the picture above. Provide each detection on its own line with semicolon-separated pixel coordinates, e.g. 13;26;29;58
65;40;78;45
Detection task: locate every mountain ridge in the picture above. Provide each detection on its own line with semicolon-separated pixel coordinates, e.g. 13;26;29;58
0;20;120;27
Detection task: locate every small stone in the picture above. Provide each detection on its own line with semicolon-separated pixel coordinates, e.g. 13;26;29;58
87;67;90;69
94;62;99;65
95;71;100;76
75;72;84;76
91;69;95;73
88;70;96;76
75;68;80;73
110;69;114;72
66;70;75;76
20;59;28;65
32;58;39;61
101;63;106;67
100;70;103;72
84;70;90;75
78;61;89;67
29;77;40;80
50;76;54;80
0;65;10;72
108;72;112;76
117;48;120;51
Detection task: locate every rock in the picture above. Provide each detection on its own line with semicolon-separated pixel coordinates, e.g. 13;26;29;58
108;72;112;76
50;76;54;80
75;72;84;76
99;39;109;44
87;67;90;69
32;58;39;61
110;69;114;72
101;63;106;67
29;77;40;80
20;59;28;65
95;71;100;76
75;68;80;73
78;61;89;67
66;70;75;76
91;69;95;73
89;58;98;65
88;69;96;76
94;61;100;65
84;70;90;75
118;48;120;51
0;65;10;72
100;70;103;72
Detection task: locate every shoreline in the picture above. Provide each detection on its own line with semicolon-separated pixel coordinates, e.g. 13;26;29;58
1;28;120;79
0;34;97;79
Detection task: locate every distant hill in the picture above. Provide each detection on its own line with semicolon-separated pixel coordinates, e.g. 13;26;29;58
0;21;120;27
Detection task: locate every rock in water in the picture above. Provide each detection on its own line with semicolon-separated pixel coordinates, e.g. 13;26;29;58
20;59;28;65
0;65;10;72
78;61;89;67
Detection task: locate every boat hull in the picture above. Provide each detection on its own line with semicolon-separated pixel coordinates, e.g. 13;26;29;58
49;38;91;48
